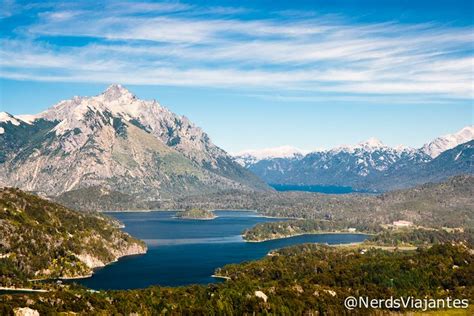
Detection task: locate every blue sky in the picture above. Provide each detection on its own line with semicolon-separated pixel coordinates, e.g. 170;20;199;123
0;0;473;152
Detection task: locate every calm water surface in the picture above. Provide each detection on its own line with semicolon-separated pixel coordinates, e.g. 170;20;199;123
75;211;367;290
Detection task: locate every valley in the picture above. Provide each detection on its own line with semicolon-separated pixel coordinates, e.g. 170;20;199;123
0;86;472;315
1;86;472;214
1;170;472;315
2;0;473;313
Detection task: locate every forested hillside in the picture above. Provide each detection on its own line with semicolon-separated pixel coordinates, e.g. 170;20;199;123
1;243;472;315
0;188;146;284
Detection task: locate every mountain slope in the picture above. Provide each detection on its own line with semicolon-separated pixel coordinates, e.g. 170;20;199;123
421;126;474;158
0;85;269;200
379;140;474;189
239;139;429;189
0;188;146;283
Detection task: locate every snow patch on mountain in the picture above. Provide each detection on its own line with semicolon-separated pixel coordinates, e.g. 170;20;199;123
233;146;309;166
421;126;474;158
31;85;223;165
234;146;308;160
331;138;382;153
0;84;269;197
0;112;22;126
15;114;36;124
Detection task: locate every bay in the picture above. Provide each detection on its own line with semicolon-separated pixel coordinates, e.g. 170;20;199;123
75;211;368;290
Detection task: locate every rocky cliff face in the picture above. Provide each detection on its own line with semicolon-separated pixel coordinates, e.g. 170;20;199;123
0;85;269;200
76;241;146;270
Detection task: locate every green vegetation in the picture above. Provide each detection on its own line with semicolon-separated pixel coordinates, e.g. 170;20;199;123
179;175;473;229
56;176;473;237
192;175;474;245
243;219;380;242
0;176;473;314
367;228;474;247
0;188;146;284
175;209;216;220
242;221;474;246
1;243;472;315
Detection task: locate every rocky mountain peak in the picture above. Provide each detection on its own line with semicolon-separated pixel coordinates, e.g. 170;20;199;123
422;125;474;158
100;84;135;102
330;137;387;154
0;85;270;196
0;111;32;127
235;146;307;160
357;137;385;149
0;112;21;125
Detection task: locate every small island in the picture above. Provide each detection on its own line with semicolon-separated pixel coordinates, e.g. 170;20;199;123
175;209;217;220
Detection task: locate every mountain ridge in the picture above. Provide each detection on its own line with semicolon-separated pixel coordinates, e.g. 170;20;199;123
236;125;473;163
234;128;473;191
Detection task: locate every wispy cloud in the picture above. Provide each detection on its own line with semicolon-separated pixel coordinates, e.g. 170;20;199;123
1;1;473;100
0;0;18;18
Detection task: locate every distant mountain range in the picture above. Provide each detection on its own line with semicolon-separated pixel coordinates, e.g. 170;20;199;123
1;85;471;201
0;85;269;201
234;127;473;191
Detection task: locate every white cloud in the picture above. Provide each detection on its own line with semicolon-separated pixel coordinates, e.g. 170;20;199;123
1;2;473;100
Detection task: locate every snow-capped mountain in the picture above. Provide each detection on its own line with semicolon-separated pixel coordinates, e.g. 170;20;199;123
235;127;473;191
0;112;31;134
331;137;387;154
0;112;23;126
234;146;308;167
0;85;268;199
421;126;474;158
33;84;231;167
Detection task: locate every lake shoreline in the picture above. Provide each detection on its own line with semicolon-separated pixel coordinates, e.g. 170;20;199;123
73;211;370;289
30;249;148;283
102;209;300;220
173;215;218;221
243;231;373;243
211;274;231;280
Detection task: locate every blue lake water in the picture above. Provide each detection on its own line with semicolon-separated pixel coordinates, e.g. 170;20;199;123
75;211;368;290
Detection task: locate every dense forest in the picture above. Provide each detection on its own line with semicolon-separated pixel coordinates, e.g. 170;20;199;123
243;219;381;242
173;175;474;229
1;177;472;314
243;220;474;246
1;243;472;315
60;175;474;230
367;228;474;247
